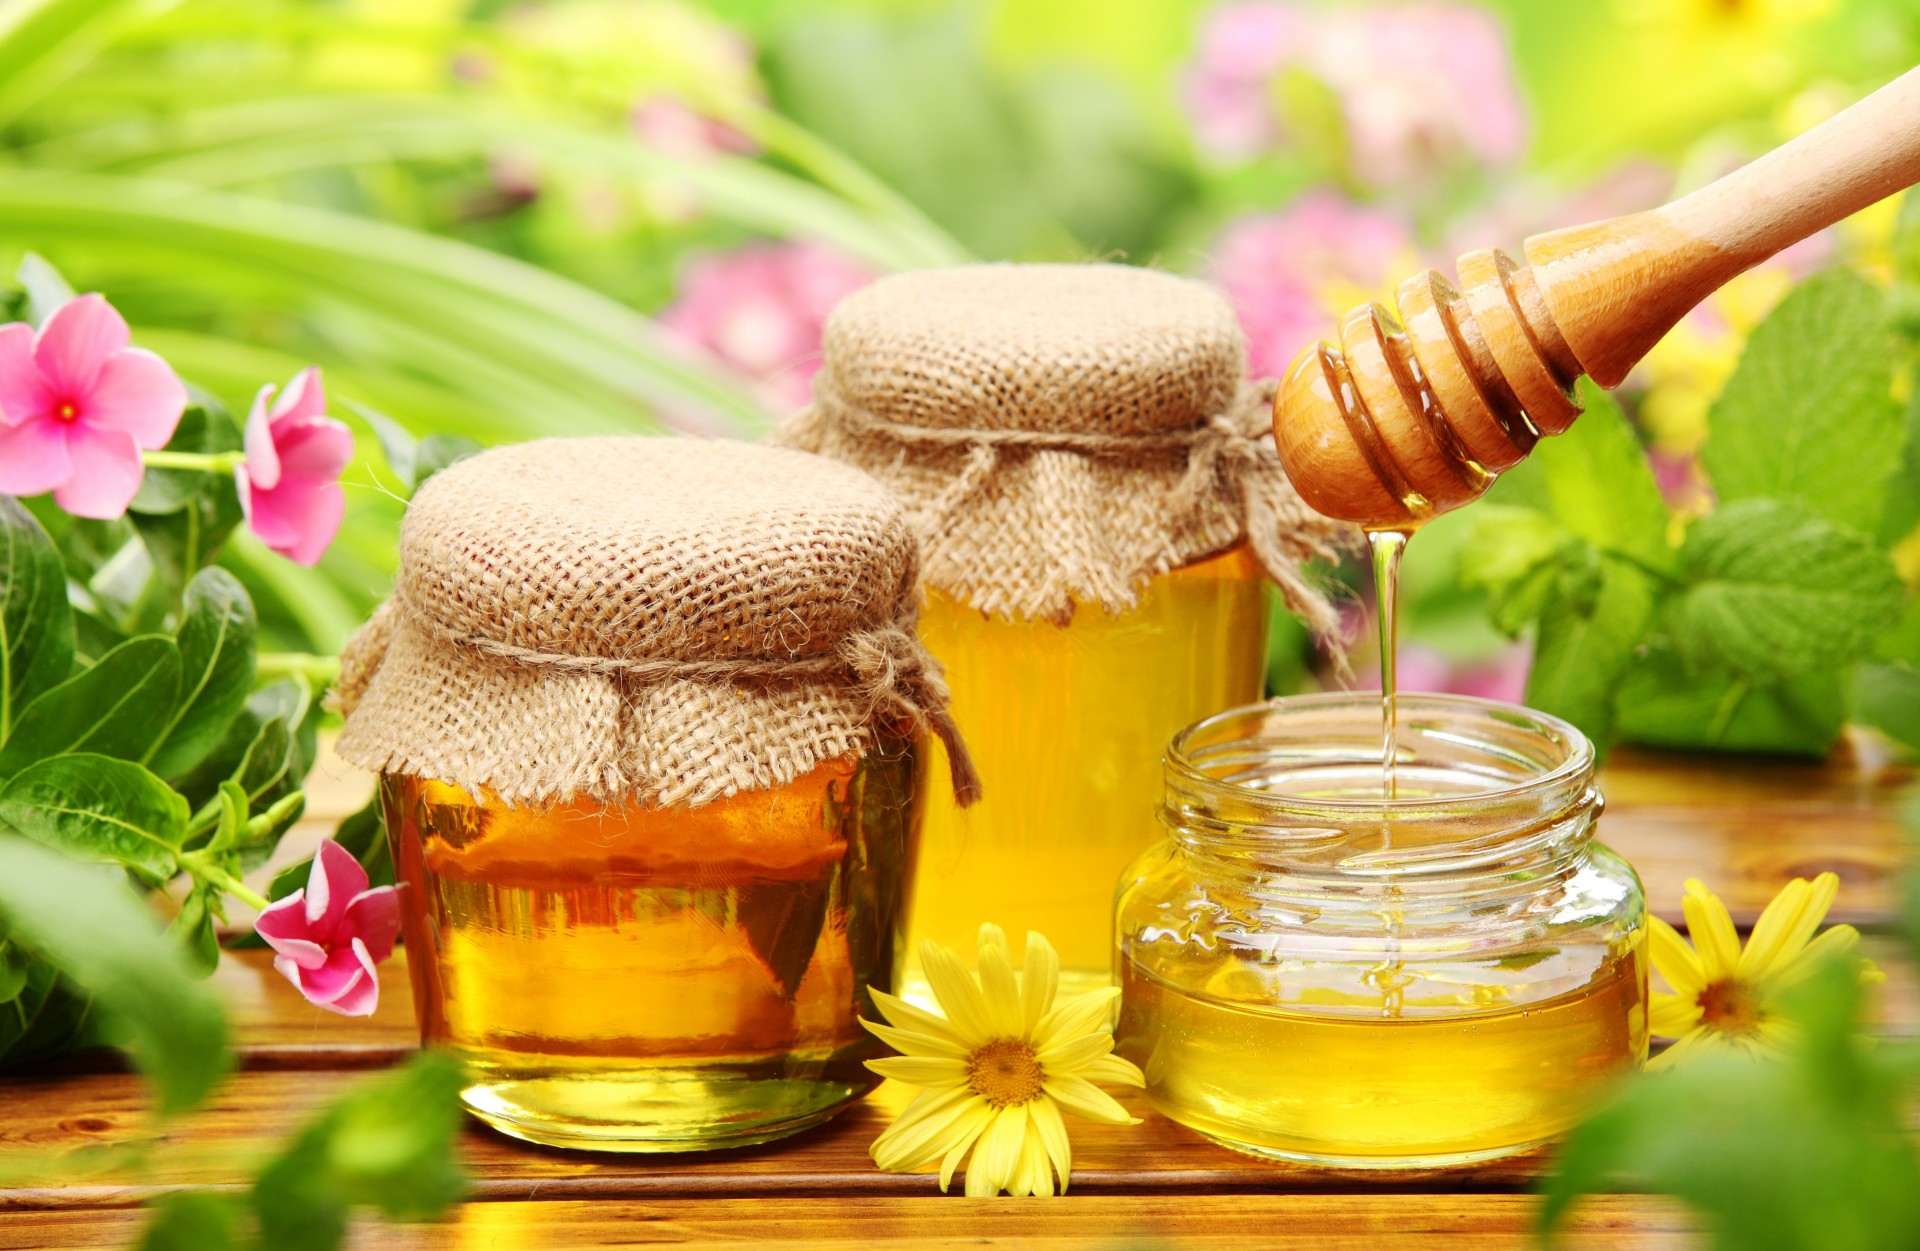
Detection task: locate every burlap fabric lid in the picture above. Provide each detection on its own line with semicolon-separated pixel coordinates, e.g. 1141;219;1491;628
334;437;975;810
774;263;1349;630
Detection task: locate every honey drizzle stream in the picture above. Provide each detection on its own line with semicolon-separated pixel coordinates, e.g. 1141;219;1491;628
1366;527;1415;1018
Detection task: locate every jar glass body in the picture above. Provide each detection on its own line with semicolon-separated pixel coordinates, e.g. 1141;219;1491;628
906;545;1269;1000
382;738;922;1153
1115;694;1647;1168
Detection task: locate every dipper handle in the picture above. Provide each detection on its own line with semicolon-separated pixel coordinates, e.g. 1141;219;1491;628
1273;66;1920;528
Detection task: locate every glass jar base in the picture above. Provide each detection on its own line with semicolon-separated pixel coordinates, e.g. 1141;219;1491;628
460;1070;869;1154
1197;1131;1548;1172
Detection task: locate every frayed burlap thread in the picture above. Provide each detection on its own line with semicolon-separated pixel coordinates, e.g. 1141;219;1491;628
772;263;1352;631
333;437;977;810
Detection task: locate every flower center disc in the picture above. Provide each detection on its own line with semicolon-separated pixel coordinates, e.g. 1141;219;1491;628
1698;978;1764;1035
968;1038;1044;1108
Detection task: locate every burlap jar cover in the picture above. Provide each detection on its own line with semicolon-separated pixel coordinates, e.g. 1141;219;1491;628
774;263;1350;631
333;438;977;809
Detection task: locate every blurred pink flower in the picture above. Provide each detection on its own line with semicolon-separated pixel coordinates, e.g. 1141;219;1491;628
1360;641;1532;705
256;839;399;1018
0;294;187;519
632;94;758;157
1210;192;1419;377
238;367;353;567
661;242;875;411
1184;2;1526;186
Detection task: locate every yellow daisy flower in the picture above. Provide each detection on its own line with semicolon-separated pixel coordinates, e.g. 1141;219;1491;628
1648;873;1877;1070
863;925;1145;1197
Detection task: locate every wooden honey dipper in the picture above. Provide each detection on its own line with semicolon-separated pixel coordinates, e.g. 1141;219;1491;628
1272;66;1920;528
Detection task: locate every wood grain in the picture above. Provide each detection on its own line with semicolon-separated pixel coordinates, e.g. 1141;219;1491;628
0;1195;1699;1250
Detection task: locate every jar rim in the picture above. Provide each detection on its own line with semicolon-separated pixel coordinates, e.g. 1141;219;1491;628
1165;691;1594;817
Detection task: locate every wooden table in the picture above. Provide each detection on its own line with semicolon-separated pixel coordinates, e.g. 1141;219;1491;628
2;743;1913;1250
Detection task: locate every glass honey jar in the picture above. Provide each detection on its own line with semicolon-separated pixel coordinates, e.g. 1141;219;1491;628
778;262;1346;998
334;438;971;1152
1115;693;1647;1168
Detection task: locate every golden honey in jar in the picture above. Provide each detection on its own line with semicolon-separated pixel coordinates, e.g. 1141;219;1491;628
778;263;1342;997
334;438;968;1151
1115;694;1647;1168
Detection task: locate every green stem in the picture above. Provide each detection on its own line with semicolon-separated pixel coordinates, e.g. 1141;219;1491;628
178;852;270;912
258;652;341;684
142;449;244;473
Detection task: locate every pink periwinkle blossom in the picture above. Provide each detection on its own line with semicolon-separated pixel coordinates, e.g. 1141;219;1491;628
0;294;187;519
660;242;875;411
1210;192;1419;377
1184;2;1526;187
255;839;400;1018
237;367;353;567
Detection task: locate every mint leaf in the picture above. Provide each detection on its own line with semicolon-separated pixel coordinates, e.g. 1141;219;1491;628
1855;663;1920;756
0;636;182;776
1532;381;1676;576
0;497;75;747
1456;505;1575;636
0;834;228;1113
1665;500;1905;683
148;568;257;780
1615;645;1845;756
0;755;189;885
1525;557;1658;750
1702;269;1904;535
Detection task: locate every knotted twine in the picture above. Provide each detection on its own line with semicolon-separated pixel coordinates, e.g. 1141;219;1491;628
773;263;1351;632
334;437;979;810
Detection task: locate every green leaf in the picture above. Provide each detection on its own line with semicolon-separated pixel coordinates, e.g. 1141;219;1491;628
1615;645;1845;756
345;398;418;489
148;568;257;779
0;635;180;776
0;954;94;1068
1524;556;1657;751
412;434;482;488
15;250;73;325
0;833;228;1113
138;1192;237;1251
1456;505;1574;636
1702;269;1904;535
170;677;310;813
1877;388;1920;548
0;497;75;747
129;402;239;517
0;938;29;1002
267;794;389;907
1531;381;1677;576
252;1051;467;1251
1666;500;1907;683
0;754;188;885
163;884;220;979
1855;662;1920;756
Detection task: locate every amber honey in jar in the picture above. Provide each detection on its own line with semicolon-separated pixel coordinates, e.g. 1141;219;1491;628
1116;694;1647;1168
334;438;970;1151
778;263;1344;997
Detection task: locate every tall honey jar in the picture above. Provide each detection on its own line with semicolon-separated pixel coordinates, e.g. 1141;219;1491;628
333;438;972;1152
778;263;1346;997
1116;694;1648;1168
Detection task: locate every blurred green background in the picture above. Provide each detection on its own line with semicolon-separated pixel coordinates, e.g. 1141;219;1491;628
3;0;1915;722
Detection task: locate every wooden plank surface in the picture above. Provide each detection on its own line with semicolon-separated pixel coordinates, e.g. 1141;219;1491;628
3;741;1912;1248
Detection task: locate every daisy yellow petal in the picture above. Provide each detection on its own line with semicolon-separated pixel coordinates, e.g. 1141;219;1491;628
1036;1030;1115;1073
1739;874;1838;981
1648;991;1704;1039
1648;1029;1707;1072
1079;1051;1147;1088
861;1017;970;1059
1648;915;1707;995
871;1084;979;1171
869;987;970;1044
938;1101;995;1192
967;1104;1028;1198
1033;986;1120;1050
1021;931;1059;1035
1681;879;1742;980
867;1055;970;1086
921;940;996;1045
1015;1126;1057;1197
976;932;1026;1038
1028;1093;1073;1195
1770;922;1862;986
1043;1073;1137;1125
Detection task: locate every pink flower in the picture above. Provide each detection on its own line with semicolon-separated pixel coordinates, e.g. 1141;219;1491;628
660;242;875;411
237;367;353;566
1356;641;1532;705
1183;2;1526;187
1210;192;1420;377
0;294;187;519
255;839;400;1018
